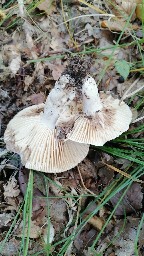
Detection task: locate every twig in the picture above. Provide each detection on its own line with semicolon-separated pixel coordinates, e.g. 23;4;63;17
120;78;140;103
102;161;144;184
122;85;144;100
132;115;144;124
77;166;96;196
58;13;115;26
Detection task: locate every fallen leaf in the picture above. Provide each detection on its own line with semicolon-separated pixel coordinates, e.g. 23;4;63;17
0;238;19;256
50;37;64;51
9;55;21;75
101;20;138;32
50;198;67;223
108;0;137;21
29;93;45;104
17;220;42;239
24;75;34;91
113;217;144;256
98;166;114;186
4;196;23;211
2;44;21;75
47;62;65;80
110;183;143;215
18;169;46;212
3;176;20;198
0;213;14;228
74;226;97;251
85;215;104;231
37;0;55;15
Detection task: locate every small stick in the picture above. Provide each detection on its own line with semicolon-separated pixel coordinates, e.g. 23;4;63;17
77;166;96;196
58;13;115;26
120;77;140;103
132;115;144;124
102;161;144;184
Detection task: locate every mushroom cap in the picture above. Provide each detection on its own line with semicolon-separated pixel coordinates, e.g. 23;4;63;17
4;104;89;173
67;93;132;146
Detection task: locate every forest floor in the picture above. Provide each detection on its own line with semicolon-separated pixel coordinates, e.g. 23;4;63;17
0;0;144;255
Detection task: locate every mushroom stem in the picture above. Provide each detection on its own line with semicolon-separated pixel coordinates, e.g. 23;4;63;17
42;97;61;130
41;74;76;130
82;76;103;116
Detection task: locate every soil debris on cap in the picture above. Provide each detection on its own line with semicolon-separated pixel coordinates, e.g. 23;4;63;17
62;56;91;88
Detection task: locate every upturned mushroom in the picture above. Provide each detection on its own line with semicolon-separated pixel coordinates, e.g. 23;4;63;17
67;74;132;145
4;56;132;173
4;73;89;173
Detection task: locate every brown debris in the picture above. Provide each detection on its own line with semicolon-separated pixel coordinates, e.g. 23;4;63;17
110;183;143;215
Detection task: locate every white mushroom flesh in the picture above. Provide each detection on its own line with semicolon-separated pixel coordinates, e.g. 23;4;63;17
82;76;103;116
4;104;89;173
67;91;132;145
41;74;76;130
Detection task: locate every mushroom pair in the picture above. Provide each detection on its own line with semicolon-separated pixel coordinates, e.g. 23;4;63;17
4;58;132;173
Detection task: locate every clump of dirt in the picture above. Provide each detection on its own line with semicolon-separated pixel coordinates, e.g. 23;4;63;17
62;56;91;88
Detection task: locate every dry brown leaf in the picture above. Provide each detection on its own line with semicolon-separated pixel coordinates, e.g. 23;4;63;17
101;20;139;32
9;55;21;75
113;217;144;256
3;176;20;198
50;199;67;223
2;44;21;75
47;62;65;80
95;217;144;255
98;166;114;186
37;0;55;15
0;238;19;256
86;215;104;231
110;183;143;215
29;93;45;104
118;0;137;17
4;196;23;211
50;37;64;51
49;179;63;196
109;0;137;21
74;226;97;252
109;0;143;22
18;169;46;212
17;220;42;239
0;213;14;228
24;75;34;91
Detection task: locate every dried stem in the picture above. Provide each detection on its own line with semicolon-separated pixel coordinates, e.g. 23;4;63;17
77;166;97;196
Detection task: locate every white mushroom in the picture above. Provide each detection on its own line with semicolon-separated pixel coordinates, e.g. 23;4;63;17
4;75;89;173
67;76;132;146
4;57;132;173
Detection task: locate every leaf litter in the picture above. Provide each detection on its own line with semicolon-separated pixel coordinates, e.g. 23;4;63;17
0;0;144;255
